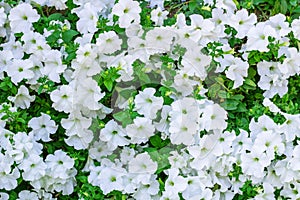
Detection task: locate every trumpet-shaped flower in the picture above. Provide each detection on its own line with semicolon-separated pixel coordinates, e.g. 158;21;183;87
28;113;58;142
112;0;141;28
126;117;155;144
134;88;163;119
8;85;35;109
8;3;40;33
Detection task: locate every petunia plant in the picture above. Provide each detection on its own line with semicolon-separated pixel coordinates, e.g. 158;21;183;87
1;0;300;199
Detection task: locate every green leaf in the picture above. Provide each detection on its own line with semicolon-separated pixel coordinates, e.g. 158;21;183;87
230;94;244;100
208;83;221;98
244;78;257;88
104;79;113;92
113;110;132;127
220;99;239;110
218;90;228;99
62;29;79;43
48;13;63;21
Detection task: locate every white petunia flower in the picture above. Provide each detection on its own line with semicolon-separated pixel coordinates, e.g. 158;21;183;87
228;9;257;39
145;27;175;55
164;168;188;197
8;3;40;33
28;113;58;142
75;3;99;34
17;190;39;200
267;13;291;38
181;47;212;80
18;154;47;181
225;57;249;88
96;31;122;54
112;0;141;28
128;152;157;174
291;18;300;40
50;84;75;113
41;50;67;83
8;85;35;109
47;0;67;10
5;59;34;85
246;22;277;52
200;103;227;131
150;7;168;26
0;192;9;200
75;78;105;110
98;167;125;195
126;117;155;144
240;149;271;179
99;119;129;148
134;88;163;119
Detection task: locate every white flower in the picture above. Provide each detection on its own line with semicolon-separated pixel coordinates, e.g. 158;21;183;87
50;84;75;113
169;119;198;145
288;145;300;171
45;150;75;179
181;47;212;80
8;3;40;33
164;168;188;196
0;192;9;200
126;117;155;144
96;31;122;54
89;140;115;161
145;27;175;54
28;113;58;142
200;104;227;131
99;119;129;148
0;50;13;79
280;113;300;142
128;152;157;174
17;191;39;200
267;13;290;38
41;50;67;83
47;0;67;10
75;78;105;110
228;9;257;38
5;59;34;85
278;47;300;77
246;22;277;52
9;132;43;163
253;130;285;159
134;88;163;119
18;154;47;181
8;85;35;109
215;0;236;13
225;57;249;88
98;167;125;195
291;18;300;40
75;3;99;34
112;0;141;28
249;114;278;140
240;149;271;179
151;7;168;26
0;167;20;190
0;7;6;27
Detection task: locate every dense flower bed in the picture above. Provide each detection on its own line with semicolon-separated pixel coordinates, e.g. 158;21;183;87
1;0;300;199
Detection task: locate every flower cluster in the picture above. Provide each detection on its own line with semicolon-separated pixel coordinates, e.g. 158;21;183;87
1;0;300;199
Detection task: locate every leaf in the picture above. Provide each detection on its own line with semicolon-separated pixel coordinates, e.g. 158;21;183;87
48;13;63;21
230;94;244;100
208;83;221;99
280;0;288;14
218;90;228;99
62;29;79;43
104;79;113;92
220;99;239;110
113;110;132;127
244;78;257;87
